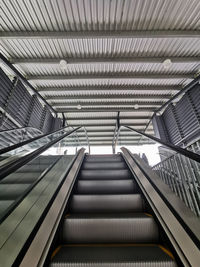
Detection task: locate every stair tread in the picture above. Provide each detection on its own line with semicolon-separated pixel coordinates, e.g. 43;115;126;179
76;180;138;194
79;169;132;180
51;245;176;266
69;194;144;213
62;213;159;243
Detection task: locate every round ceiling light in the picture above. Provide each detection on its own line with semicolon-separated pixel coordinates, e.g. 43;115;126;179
59;59;68;70
163;59;172;70
134;104;139;110
77;104;82;110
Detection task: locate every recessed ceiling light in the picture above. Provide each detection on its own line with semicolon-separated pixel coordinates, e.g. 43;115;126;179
163;59;172;70
59;59;68;70
77;104;82;110
134;104;139;110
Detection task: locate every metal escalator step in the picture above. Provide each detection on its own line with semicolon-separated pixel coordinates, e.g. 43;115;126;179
69;194;144;213
50;245;177;267
75;180;138;194
62;214;159;243
85;155;123;162
0;200;14;215
1;172;39;184
82;162;127;170
0;184;30;200
79;169;132;180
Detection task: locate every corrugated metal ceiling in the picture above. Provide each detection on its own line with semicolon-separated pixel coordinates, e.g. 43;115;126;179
0;0;200;146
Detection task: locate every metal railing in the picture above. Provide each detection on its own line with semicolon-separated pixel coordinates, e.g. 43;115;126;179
153;152;200;216
115;125;200;216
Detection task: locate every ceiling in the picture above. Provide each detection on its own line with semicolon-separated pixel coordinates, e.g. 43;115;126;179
0;0;200;146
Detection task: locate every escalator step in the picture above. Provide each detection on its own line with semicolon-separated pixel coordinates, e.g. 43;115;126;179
75;180;138;194
50;245;176;266
85;155;123;162
62;214;159;243
79;169;132;180
82;162;127;170
69;194;144;213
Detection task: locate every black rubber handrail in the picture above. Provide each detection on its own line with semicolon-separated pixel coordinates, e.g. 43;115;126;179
0;126;81;181
0;125;72;155
125;126;200;163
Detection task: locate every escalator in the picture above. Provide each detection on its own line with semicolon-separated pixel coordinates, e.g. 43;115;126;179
50;154;177;267
0;126;199;267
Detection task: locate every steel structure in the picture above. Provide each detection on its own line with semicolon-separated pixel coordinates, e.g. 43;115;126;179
0;0;200;145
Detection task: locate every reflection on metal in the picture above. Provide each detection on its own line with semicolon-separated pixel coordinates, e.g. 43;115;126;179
19;149;85;267
122;148;200;266
0;154;77;266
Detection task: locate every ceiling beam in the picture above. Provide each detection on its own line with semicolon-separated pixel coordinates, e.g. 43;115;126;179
11;56;200;64
1;30;200;39
46;94;171;101
56;107;157;112
52;101;164;107
66;116;150;120
70;123;148;127
28;73;193;80
76;134;150;138
38;85;181;92
85;129;154;133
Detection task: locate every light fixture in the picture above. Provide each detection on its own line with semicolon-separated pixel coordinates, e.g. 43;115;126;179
77;104;82;110
133;104;139;110
59;59;68;70
162;59;172;70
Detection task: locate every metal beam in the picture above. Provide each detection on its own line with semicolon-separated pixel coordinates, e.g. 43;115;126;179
46;94;171;101
66;116;150;121
38;85;181;92
77;134;148;138
28;73;193;80
52;101;164;107
70;123;148;127
56;107;157;112
1;30;200;39
11;56;200;64
85;129;154;133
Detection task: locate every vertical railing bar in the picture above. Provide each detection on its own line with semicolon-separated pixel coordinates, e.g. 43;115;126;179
176;155;196;214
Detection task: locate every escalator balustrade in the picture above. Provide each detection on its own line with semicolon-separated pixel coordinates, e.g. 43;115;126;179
50;154;177;267
0;155;59;216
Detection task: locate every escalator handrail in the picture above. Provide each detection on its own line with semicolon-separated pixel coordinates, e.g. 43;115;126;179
0;126;82;181
123;126;200;163
0;125;72;155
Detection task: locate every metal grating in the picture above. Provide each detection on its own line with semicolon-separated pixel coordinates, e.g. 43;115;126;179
1;0;200;145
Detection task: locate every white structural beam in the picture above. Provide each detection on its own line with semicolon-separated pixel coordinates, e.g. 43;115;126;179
38;85;181;92
45;94;171;101
11;57;200;64
52;101;164;107
1;30;200;39
56;107;157;112
28;73;193;80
